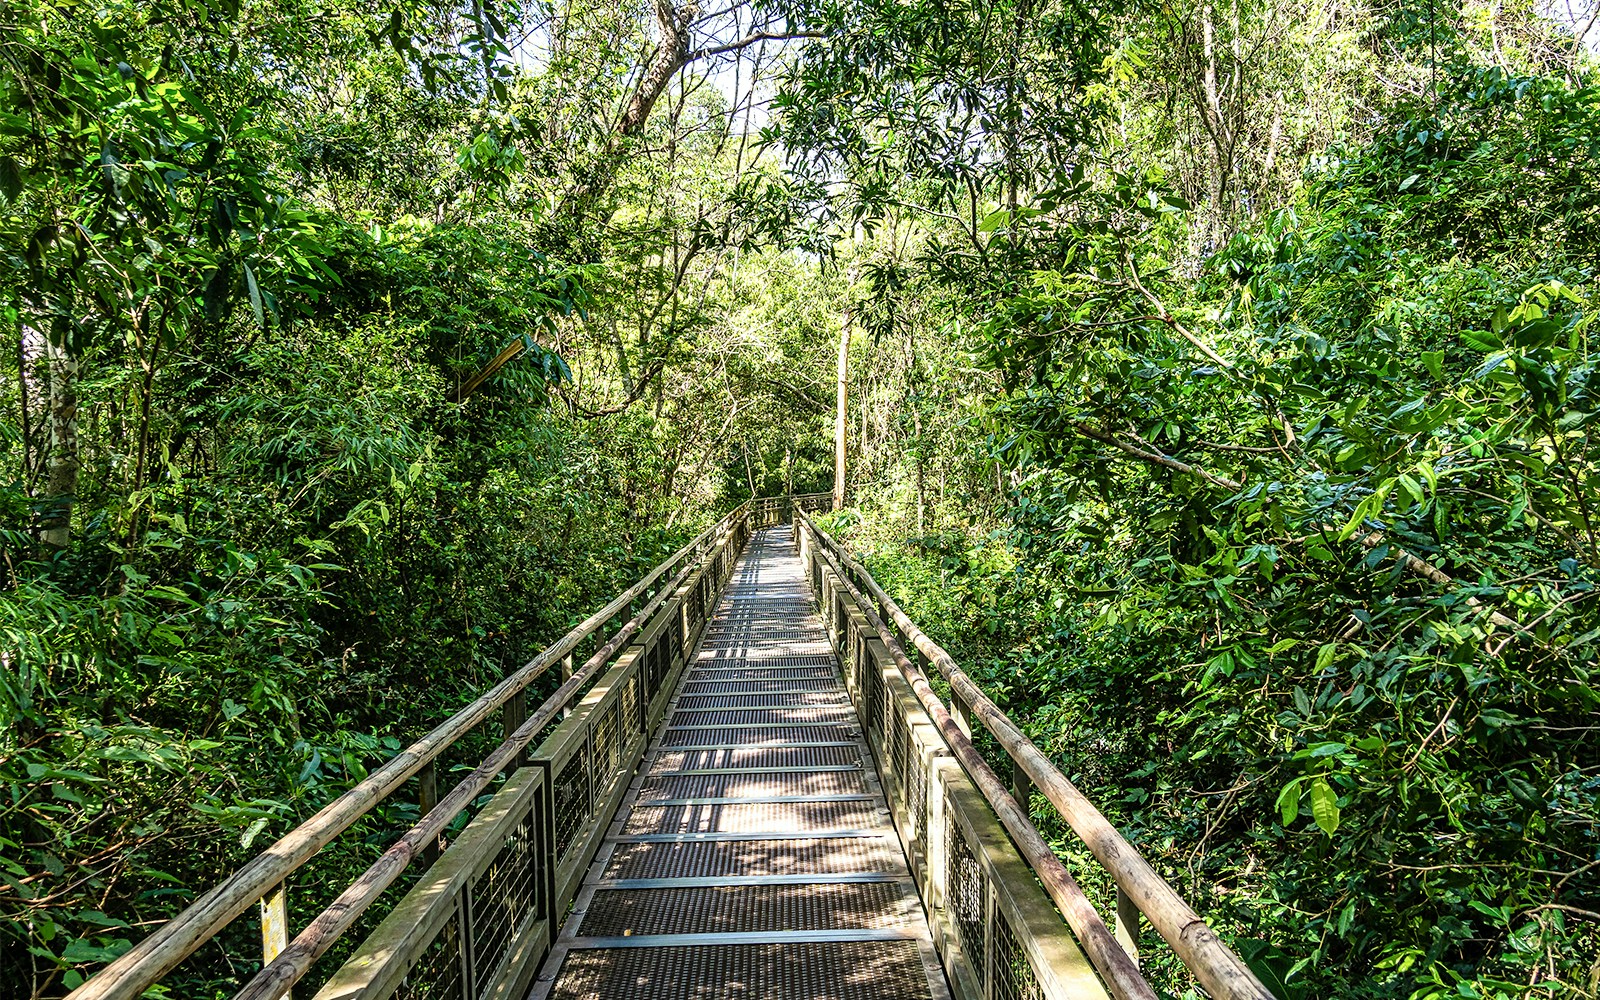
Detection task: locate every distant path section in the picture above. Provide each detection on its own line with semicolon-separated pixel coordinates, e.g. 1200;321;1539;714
531;524;950;1000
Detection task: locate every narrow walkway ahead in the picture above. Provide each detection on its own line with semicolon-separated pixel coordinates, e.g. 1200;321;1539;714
532;525;950;1000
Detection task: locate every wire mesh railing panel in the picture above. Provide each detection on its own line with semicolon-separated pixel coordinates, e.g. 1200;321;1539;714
889;699;910;798
551;742;592;865
947;798;989;991
393;910;465;1000
594;700;620;785
467;803;543;991
993;906;1046;1000
864;656;885;740
909;739;930;852
622;673;642;740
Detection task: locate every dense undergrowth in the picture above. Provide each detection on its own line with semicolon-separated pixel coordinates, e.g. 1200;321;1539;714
0;309;711;993
0;3;834;995
5;0;1600;997
815;67;1600;996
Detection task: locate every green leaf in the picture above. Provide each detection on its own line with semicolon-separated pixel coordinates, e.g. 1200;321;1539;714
240;816;270;849
1292;686;1313;716
243;263;264;328
1276;777;1304;826
1310;777;1341;836
1336;900;1357;937
1420;350;1445;380
60;937;133;964
1315;642;1337;672
1507;775;1541;807
978;208;1011;233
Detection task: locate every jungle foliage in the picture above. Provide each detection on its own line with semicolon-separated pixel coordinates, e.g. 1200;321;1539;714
790;2;1600;997
0;1;833;995
2;0;1598;997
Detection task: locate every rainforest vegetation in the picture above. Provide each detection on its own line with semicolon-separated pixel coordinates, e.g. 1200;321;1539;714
2;0;1598;996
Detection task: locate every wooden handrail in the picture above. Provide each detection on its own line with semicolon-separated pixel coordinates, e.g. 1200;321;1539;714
234;545;713;1000
805;527;1155;1000
68;499;761;1000
797;511;1277;1000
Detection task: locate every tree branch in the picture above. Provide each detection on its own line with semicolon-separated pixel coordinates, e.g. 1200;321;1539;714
1073;421;1243;491
1070;420;1527;636
688;30;823;62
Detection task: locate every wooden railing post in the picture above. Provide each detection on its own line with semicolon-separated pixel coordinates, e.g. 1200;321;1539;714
417;761;440;865
678;596;689;655
504;689;527;769
260;884;290;1000
1011;758;1033;813
1116;887;1141;968
951;687;973;738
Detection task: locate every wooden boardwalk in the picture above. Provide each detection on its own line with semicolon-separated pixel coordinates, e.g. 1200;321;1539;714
76;497;1269;1000
531;525;950;1000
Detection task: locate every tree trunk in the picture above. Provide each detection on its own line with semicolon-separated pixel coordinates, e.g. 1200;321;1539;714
560;2;695;219
910;407;927;535
19;326;44;485
41;336;79;547
832;303;852;511
618;2;696;139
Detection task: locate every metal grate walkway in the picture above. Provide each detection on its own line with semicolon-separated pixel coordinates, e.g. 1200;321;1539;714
532;525;950;1000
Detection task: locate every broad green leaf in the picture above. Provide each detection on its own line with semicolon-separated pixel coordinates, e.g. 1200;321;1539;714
1276;777;1304;826
1396;474;1424;507
1310;778;1341;836
1315;643;1337;672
